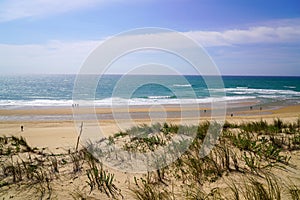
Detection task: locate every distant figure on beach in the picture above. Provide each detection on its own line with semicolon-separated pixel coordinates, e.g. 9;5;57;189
21;125;24;132
231;113;233;117
250;106;253;110
72;103;79;108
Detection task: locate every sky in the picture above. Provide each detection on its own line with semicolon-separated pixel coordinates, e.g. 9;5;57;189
0;0;299;76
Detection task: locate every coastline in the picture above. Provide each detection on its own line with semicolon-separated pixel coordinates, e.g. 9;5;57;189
0;98;292;119
0;102;299;151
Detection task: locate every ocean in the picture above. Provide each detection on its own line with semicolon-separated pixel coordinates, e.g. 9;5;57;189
0;74;299;109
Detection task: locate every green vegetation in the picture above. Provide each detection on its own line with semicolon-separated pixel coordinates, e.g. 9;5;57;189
0;136;120;199
85;149;122;198
0;118;300;199
131;177;172;200
123;119;300;199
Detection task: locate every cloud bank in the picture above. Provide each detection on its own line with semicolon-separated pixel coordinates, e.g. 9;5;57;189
186;24;300;46
0;19;299;74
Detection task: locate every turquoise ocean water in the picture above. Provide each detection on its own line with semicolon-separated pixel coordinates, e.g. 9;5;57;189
0;75;299;109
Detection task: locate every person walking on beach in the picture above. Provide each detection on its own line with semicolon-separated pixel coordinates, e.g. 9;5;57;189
21;125;24;132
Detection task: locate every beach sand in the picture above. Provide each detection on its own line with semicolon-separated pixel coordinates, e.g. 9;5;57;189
0;104;299;199
1;104;299;150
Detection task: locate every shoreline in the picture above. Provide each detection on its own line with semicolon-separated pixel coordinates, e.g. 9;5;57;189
0;97;299;119
0;102;299;151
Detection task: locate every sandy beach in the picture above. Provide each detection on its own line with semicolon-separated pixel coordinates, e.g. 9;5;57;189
0;102;300;141
0;103;300;199
0;104;299;151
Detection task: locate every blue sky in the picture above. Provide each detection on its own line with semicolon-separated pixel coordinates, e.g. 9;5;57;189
0;0;299;75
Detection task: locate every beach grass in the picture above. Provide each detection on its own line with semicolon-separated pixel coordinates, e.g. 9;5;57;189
0;118;300;199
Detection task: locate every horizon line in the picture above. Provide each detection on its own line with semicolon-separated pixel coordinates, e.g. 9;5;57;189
1;73;300;77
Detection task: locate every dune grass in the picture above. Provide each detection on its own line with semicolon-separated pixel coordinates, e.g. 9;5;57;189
0;118;300;199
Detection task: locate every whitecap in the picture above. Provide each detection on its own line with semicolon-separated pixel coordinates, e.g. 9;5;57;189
173;84;192;87
284;86;296;89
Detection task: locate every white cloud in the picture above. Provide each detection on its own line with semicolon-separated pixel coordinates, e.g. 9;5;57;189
0;0;115;22
0;40;99;73
185;23;300;46
90;20;300;48
0;20;299;74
